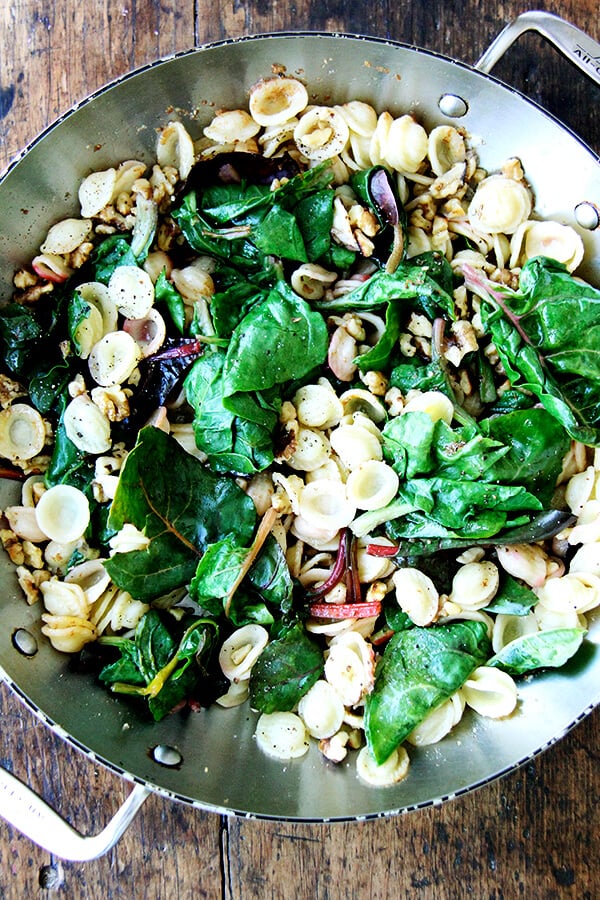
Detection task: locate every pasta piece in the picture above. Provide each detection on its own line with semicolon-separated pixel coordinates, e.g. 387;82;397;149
293;380;344;429
449;560;500;610
41;614;97;653
428;125;466;177
346;459;399;510
291;263;337;301
460;666;518;719
567;500;600;546
72;302;104;360
255;712;310;759
4;505;48;542
249;77;308;126
495;543;549;588
297;680;345;739
356;744;410;786
203;109;260;144
468;174;532;234
88;331;141;387
329;422;382;470
64;559;111;603
392;567;439;626
324;632;374;706
402;390;454;423
286;427;331;472
107;265;155;319
383;115;428;174
535;572;600;615
492;611;538;653
79;169;117;218
219;624;269;682
294;107;350;161
297;480;357;532
407;693;465;746
35;484;90;543
123;308;167;358
0;403;46;463
509;220;584;272
40;216;92;259
40;580;89;618
77;282;119;334
569;542;600;576
156;121;195;180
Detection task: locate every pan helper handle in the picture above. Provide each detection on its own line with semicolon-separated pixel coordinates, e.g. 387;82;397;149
475;10;600;88
0;764;150;861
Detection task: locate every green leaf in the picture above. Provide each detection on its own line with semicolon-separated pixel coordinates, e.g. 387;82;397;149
92;235;137;283
222;281;328;396
249;623;324;713
364;621;491;763
477;257;600;445
154;269;185;334
252;205;308;262
104;426;257;599
487;627;586;674
483;574;538;616
295;189;334;261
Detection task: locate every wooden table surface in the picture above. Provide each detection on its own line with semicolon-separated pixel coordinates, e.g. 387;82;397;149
1;1;599;897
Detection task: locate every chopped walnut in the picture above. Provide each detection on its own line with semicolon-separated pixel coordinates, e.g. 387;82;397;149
0;528;25;565
502;157;525;181
13;281;54;304
358;370;388;396
13;269;38;289
443;319;479;367
16;566;51;605
22;540;45;569
318;730;350;763
0;373;28;409
385;386;404;416
67;241;94;270
365;580;388;604
91;385;132;422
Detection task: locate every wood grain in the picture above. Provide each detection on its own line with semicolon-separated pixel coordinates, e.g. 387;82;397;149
1;1;600;897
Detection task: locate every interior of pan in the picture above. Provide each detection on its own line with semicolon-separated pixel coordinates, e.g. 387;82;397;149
1;33;600;821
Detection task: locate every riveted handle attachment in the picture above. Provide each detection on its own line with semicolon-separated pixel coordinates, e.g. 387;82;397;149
475;10;600;88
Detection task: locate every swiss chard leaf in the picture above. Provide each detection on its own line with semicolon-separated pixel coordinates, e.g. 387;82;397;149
222;281;328;397
92;236;137;283
365;621;491;763
100;610;219;721
104;426;257;599
483;574;538;616
487;627;586;674
153;269;185;335
249;622;324;713
185;352;275;474
476;257;600;445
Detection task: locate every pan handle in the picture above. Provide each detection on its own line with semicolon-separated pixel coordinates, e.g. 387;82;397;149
0;763;150;861
475;10;600;87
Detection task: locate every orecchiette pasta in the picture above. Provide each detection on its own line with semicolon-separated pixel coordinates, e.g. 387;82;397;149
3;67;598;794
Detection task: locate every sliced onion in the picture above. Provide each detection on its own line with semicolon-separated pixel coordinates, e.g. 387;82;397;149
123;308;167;357
35;484;91;543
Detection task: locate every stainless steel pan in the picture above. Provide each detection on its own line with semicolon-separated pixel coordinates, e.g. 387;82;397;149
1;11;600;860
